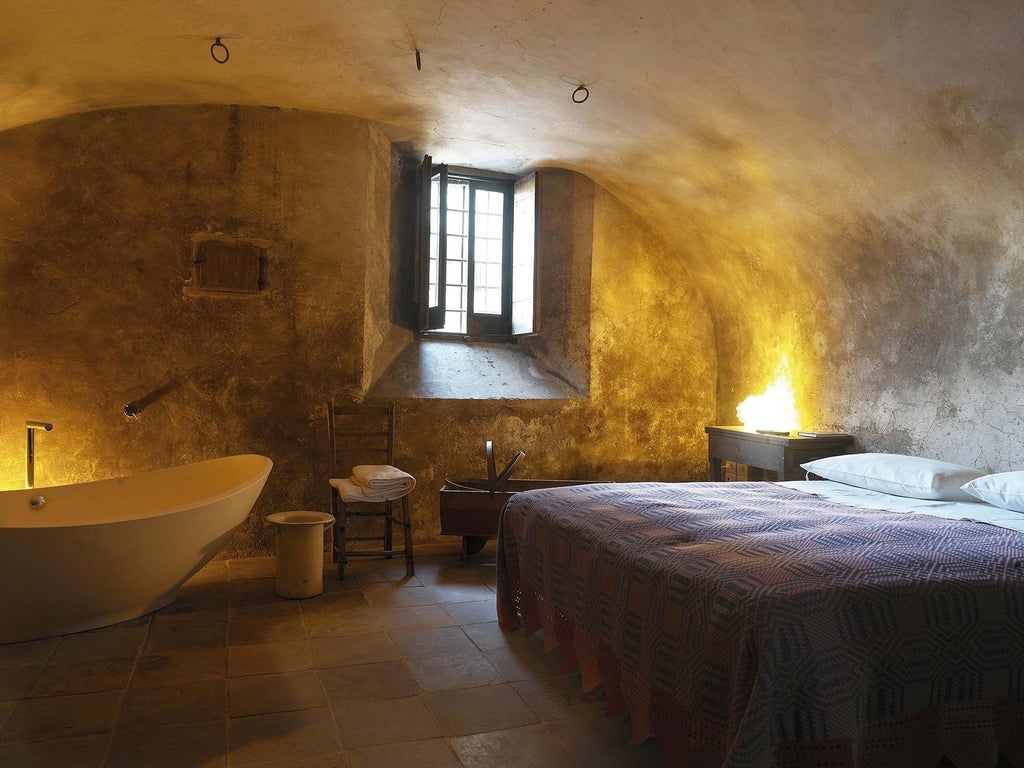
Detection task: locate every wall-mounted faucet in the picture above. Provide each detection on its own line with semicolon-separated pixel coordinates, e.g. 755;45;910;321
26;420;53;490
123;402;140;419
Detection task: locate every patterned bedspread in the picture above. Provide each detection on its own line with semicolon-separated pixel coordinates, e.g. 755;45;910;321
496;482;1024;768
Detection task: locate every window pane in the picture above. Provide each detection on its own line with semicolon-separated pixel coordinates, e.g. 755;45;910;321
448;181;467;209
447;210;466;236
428;175;441;308
474;285;501;314
446;284;464;309
443;310;465;333
472;189;504;320
448;259;463;286
447;235;466;261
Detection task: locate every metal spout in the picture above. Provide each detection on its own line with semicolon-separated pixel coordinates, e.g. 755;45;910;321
26;420;53;490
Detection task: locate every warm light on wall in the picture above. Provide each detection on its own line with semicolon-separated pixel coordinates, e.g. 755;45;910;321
737;356;799;433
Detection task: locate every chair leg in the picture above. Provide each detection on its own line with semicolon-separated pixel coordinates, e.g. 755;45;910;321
384;499;394;560
336;500;349;580
401;495;414;577
329;487;340;564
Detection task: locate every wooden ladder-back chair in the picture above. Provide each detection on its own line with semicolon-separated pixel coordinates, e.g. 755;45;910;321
327;402;414;579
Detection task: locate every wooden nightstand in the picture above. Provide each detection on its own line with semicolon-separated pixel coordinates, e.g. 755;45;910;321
705;426;853;482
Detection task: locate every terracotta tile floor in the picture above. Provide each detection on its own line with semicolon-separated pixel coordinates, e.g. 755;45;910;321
0;548;663;767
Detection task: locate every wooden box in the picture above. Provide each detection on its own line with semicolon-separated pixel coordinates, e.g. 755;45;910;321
439;442;593;560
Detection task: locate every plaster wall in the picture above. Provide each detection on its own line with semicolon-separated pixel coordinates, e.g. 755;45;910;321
0;105;386;554
0;104;716;555
674;89;1024;474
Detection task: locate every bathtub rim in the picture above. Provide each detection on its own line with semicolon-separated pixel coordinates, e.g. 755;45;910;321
0;453;273;529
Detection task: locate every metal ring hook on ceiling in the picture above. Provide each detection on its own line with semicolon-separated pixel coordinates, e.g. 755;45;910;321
572;85;589;104
211;37;230;64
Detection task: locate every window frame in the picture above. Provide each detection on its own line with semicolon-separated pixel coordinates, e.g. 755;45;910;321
414;157;537;340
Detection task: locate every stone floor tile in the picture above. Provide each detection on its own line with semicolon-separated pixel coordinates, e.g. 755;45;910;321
511;674;606;720
228;669;325;717
0;733;110;768
441;599;498;625
176;579;231;601
302;590;371;613
425;583;497;604
303;607;380;639
132;647;227;688
425;683;539;736
49;625;147;664
228;578;278;603
121;678;227;727
28;656;134;697
153;597;229;623
361;583;437;609
462;621;517;651
319;661;417;703
345;737;461;768
375;605;456;632
450;722;574;768
228;556;277;581
229;707;340;767
0;638;57;670
229;596;302;620
406;650;503;692
0;690;120;743
145;620;227;653
0;665;41;702
310;632;399;668
228;613;307;646
388;625;476;660
228;639;314;677
331;696;440;749
484;643;564;682
349;562;422;585
106;719;227;768
546;712;663;768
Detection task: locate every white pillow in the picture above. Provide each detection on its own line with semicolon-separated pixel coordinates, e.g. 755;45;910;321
961;471;1024;513
800;453;985;502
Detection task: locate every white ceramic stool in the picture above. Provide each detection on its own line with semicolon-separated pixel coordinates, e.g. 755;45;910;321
265;511;335;598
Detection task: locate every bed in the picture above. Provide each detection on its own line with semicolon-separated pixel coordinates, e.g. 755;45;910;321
496;456;1024;768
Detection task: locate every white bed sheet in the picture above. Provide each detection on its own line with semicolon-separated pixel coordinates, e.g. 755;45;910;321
779;479;1024;535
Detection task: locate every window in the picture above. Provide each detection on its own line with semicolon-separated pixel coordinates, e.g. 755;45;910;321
415;157;537;338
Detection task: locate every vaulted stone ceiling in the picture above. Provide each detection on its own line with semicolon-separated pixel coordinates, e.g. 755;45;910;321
7;1;1021;255
6;0;1024;410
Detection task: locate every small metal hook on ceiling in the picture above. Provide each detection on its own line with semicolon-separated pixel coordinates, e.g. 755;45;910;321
572;84;589;104
415;48;422;71
211;37;230;64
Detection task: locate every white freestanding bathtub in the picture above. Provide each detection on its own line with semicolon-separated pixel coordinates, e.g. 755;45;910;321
0;454;272;644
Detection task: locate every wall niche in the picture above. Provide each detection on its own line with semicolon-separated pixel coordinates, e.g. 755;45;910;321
187;234;270;296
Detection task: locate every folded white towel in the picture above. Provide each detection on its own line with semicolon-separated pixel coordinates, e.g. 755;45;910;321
330;477;391;503
352;465;416;497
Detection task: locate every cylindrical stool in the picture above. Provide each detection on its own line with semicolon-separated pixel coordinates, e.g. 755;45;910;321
265;511;335;598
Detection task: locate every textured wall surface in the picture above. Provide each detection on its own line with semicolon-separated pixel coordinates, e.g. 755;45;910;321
662;87;1024;474
0;105;389;554
0;105;716;554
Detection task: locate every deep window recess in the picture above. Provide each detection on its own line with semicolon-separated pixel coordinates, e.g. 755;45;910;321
415;156;538;338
